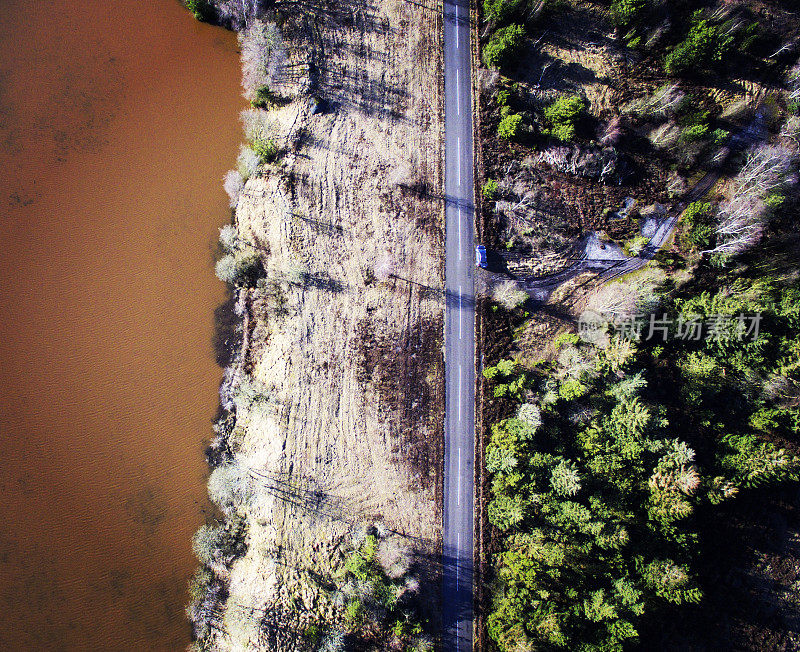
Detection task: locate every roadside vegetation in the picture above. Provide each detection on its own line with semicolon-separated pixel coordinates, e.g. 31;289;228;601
477;0;800;649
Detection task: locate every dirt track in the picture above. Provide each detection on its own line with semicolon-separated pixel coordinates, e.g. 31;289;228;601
208;1;444;649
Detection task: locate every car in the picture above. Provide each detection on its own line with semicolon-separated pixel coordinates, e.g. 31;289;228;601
475;244;488;269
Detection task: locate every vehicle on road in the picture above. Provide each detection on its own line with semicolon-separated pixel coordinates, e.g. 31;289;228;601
476;244;487;268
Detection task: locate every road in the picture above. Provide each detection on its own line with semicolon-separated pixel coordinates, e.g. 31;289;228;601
442;0;476;649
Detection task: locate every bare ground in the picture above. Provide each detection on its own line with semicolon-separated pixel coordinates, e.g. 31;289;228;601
207;1;444;648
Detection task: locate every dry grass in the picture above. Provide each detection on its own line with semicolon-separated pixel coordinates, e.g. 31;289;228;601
205;0;444;648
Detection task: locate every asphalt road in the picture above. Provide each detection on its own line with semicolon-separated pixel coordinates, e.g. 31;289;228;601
442;0;475;649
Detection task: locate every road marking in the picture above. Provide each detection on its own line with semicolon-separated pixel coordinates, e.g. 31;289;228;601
455;3;459;49
457;137;461;187
458;364;462;422
459;286;463;338
458;207;462;260
457;447;462;505
456;68;460;115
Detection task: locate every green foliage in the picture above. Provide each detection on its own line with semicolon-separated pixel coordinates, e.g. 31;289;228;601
718;434;798;488
251;85;277;109
611;0;646;28
712;128;730;144
665;11;735;75
251;136;280;163
498;113;523;140
185;0;213;21
333;530;428;646
680;201;715;251
484;359;531;400
484;272;800;651
483;179;500;199
681;123;709;142
484;0;528;25
543;95;587;142
625;236;649;257
497;89;511;106
483;24;525;69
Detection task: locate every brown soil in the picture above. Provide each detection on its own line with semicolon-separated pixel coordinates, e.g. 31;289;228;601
206;0;444;648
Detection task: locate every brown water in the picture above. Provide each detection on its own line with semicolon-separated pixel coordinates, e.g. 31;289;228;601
0;1;244;649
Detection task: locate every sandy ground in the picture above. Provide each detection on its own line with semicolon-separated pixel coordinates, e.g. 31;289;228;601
208;1;444;649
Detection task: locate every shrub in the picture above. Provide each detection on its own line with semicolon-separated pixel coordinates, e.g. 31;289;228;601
223;170;244;209
215;248;262;286
494;280;528;309
219;224;239;253
611;0;646;28
681;123;709;142
496;89;511;106
712;128;730;144
185;0;213;21
664;12;734;75
483;179;500;199
252;137;280;163
484;0;527;25
625;236;649;257
544;95;587;142
483;24;525;69
251;85;277;109
207;463;253;513
498;114;523;140
680;201;714;251
237;145;261;180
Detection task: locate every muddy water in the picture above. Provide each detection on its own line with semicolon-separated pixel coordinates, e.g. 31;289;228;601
0;1;244;649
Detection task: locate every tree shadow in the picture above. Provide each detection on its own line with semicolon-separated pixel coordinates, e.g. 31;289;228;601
212;288;241;367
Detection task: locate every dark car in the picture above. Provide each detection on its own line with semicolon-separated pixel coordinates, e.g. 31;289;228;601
475;245;488;269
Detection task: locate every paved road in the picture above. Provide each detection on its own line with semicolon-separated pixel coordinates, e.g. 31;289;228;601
442;0;475;649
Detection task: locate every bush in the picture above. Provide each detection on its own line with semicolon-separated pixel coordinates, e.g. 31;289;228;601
483;24;525;69
219;224;239;253
494;280;528;309
484;0;527;24
544;95;586;142
611;0;646;28
498;113;523;140
185;0;213;21
252;137;280;163
215;248;262;286
664;12;734;75
681;123;709;142
680;201;714;251
207;463;253;513
223;170;244;209
483;179;500;199
251;85;277;109
625;236;649;257
237;145;261;180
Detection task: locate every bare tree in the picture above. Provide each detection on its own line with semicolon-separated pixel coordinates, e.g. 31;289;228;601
599;116;623;146
705;144;796;256
239;19;285;101
788;59;800;103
